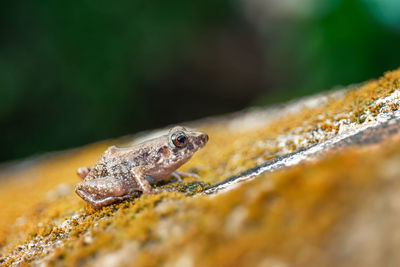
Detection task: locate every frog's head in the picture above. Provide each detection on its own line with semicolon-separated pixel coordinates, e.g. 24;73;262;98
168;126;208;154
157;126;208;167
148;126;208;179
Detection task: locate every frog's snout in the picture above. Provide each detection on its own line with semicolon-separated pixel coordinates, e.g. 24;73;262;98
198;132;209;147
203;133;209;143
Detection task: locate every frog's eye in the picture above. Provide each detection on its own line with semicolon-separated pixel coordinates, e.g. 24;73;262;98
171;131;188;148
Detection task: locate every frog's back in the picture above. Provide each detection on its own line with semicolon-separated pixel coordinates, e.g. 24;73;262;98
97;146;138;178
85;136;167;181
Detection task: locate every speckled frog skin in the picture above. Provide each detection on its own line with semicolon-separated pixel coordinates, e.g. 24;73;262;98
75;126;208;209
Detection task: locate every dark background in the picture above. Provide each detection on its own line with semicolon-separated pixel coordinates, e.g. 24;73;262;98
1;0;400;162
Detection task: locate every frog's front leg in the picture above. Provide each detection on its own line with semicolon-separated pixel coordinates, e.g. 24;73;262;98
130;166;154;194
75;176;137;209
130;166;178;194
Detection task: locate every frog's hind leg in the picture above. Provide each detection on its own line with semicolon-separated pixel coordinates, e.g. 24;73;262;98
75;177;136;209
76;166;92;179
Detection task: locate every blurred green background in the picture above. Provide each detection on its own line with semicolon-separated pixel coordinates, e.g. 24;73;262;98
1;0;400;162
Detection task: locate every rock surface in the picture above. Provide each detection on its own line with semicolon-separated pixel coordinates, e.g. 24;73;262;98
1;69;400;266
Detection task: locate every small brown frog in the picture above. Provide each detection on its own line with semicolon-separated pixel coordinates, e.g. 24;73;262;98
75;126;208;208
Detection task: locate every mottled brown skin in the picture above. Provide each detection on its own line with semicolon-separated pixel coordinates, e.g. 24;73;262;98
75;126;209;209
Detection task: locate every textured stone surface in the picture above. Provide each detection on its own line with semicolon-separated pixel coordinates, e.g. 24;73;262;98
0;69;400;266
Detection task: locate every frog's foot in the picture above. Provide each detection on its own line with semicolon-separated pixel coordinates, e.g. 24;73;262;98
75;177;136;209
171;171;201;181
170;172;183;182
77;167;92;179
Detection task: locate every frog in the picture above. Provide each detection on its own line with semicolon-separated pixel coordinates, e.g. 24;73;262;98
75;126;209;209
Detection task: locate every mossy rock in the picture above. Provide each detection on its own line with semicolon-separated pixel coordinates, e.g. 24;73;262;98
1;69;400;266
